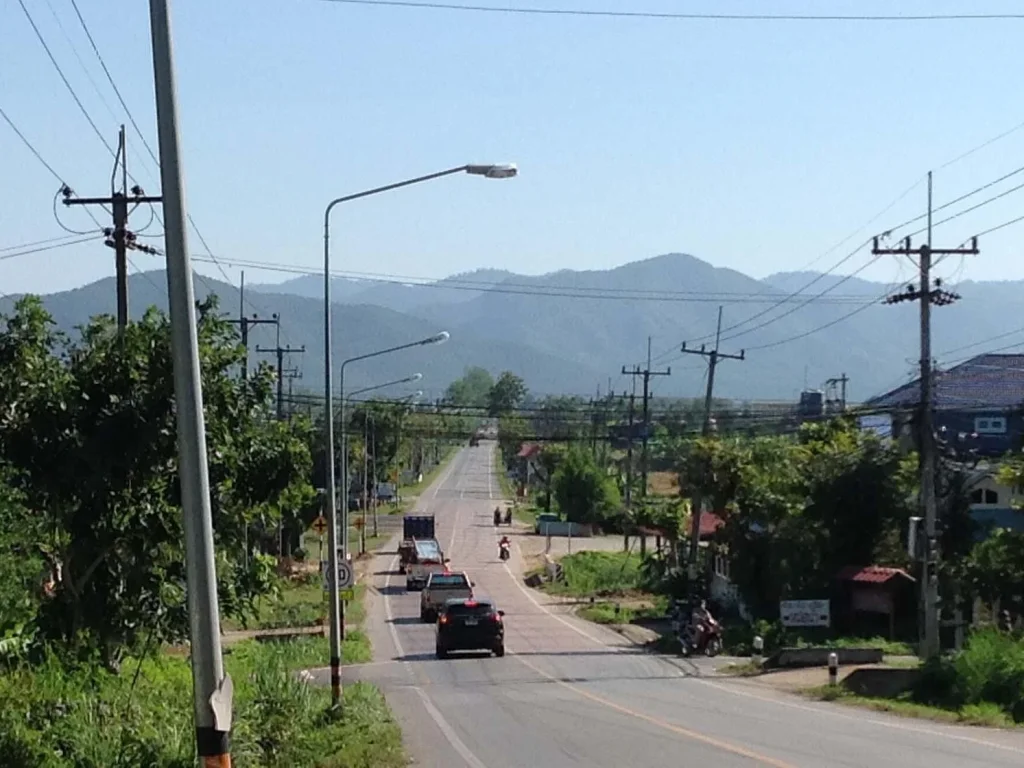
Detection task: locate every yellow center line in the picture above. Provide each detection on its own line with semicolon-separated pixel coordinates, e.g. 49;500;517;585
509;650;796;767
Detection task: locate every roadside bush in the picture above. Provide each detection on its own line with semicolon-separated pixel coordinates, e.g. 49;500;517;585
552;551;641;597
0;638;402;767
913;629;1024;723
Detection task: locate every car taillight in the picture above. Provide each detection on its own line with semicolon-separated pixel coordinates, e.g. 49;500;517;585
489;612;501;622
439;615;448;624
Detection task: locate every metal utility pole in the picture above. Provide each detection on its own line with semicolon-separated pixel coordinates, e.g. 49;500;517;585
256;325;305;418
825;373;849;413
227;272;279;381
873;171;980;660
679;306;745;582
63;125;162;330
148;1;232;764
622;338;672;503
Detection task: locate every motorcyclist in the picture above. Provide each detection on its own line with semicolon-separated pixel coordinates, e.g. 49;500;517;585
498;535;511;559
504;507;513;525
689;600;713;649
494;506;502;526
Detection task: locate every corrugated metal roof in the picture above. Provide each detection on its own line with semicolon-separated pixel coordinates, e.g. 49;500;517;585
868;353;1024;410
699;512;725;537
836;565;914;584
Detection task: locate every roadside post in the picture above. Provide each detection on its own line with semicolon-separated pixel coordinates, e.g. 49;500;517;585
752;636;764;666
828;652;839;686
312;515;328;566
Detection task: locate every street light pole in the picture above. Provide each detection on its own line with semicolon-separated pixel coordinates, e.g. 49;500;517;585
321;164;514;708
148;0;231;763
341;346;442;555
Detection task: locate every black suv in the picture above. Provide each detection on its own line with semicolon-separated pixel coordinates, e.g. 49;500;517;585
435;598;505;658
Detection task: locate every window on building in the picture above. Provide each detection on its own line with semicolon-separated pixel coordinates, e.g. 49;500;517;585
970;488;1001;505
975;416;1007;434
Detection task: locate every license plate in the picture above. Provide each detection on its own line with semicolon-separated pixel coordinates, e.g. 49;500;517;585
464;618;478;626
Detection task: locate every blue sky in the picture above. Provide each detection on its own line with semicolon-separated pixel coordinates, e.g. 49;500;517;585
4;0;1024;296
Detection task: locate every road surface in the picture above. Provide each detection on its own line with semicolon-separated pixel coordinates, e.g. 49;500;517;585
318;445;1024;768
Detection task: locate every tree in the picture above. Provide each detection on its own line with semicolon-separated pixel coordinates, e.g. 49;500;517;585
535;443;567;511
0;297;314;666
487;371;527;417
444;366;494;408
553;446;620;524
965;528;1024;609
497;414;529;468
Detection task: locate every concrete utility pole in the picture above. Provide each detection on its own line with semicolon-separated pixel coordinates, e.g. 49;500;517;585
256;324;305;419
148;1;232;765
679;306;745;583
227;272;279;381
873;171;980;660
622;338;671;512
62;125;162;330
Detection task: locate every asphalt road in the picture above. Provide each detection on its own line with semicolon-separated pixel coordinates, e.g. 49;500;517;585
317;445;1024;768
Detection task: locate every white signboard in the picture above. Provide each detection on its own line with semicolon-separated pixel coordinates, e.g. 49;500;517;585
780;599;831;628
321;560;354;591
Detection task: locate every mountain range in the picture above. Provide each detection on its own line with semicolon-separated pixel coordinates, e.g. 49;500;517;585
3;253;1017;402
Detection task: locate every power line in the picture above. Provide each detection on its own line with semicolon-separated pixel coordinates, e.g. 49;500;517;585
0;232;97;253
0;234;102;262
0;104;68;185
17;0;117;158
319;0;1024;23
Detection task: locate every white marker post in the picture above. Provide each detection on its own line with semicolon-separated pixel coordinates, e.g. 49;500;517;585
753;635;764;667
828;652;839;686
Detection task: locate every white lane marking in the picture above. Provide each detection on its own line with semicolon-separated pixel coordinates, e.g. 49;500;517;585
693;677;1024;757
381;450;490;768
414;686;489;768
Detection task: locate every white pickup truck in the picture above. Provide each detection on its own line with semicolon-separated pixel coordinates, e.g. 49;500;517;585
406;539;446;591
420;571;474;622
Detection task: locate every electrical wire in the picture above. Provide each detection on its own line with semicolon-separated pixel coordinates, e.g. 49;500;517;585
0;234;102;262
0;233;96;254
319;0;1024;23
0;104;68;186
16;0;117;159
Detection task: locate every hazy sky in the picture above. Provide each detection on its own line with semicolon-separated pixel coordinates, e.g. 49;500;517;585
4;0;1024;296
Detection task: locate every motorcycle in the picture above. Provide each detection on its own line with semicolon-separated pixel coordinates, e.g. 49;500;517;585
504;509;513;526
678;616;723;658
493;508;502;526
498;542;511;561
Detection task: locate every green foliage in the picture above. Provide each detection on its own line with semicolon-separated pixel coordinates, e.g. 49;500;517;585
964;528;1024;605
549;551;642;597
913;629;1024;723
0;297;314;665
677;419;916;618
444;366;494;407
487;371;527;417
0;639;403;768
552;446;620;524
497;414;529;466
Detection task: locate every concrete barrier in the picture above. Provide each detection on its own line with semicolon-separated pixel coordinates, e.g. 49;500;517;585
766;647;885;669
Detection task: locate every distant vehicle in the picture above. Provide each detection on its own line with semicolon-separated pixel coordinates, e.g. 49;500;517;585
398;515;436;574
420;570;473;622
406;539;446;591
534;513;560;535
469;435;480;447
435;598;505;658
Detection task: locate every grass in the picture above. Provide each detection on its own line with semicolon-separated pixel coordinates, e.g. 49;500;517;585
723;619;916;657
543;550;644;598
576;599;667;625
804;685;1018;728
0;636;402;767
717;661;766;677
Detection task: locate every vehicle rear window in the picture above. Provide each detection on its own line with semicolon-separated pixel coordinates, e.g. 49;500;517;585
445;602;493;616
429;574;469;587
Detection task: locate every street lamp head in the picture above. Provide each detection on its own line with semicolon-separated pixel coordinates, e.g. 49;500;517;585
466;163;518;179
411;390;423;399
423;331;450;346
408;372;423;382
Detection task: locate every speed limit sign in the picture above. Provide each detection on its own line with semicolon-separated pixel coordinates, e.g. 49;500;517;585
323;560;354;590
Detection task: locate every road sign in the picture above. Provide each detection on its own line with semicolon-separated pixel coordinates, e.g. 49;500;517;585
311;515;328;536
340;588;355;601
321;560;355;591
